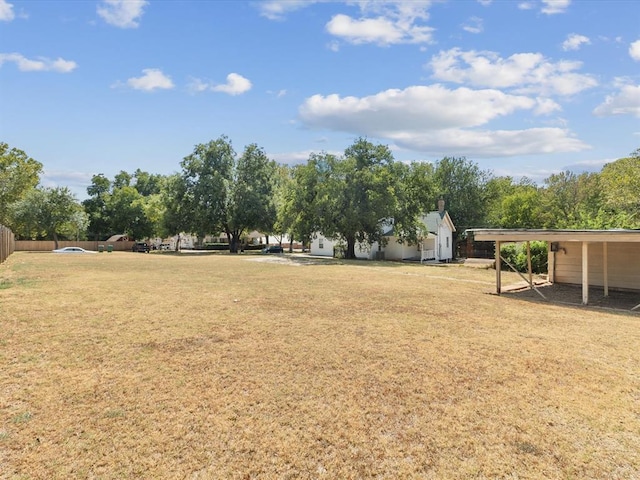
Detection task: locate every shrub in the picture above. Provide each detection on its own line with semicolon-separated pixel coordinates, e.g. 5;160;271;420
500;241;547;274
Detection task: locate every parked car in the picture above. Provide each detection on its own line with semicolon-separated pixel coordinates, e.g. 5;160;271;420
52;247;96;254
132;242;150;253
262;245;284;254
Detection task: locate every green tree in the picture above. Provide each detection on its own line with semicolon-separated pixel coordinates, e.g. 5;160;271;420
499;186;544;229
227;143;278;251
0;143;43;225
433;156;492;232
108;186;154;240
598;151;640;228
391;161;436;245
83;174;113;240
10;187;84;248
277;157;326;249
160;173;189;243
315;138;401;259
179;136;278;253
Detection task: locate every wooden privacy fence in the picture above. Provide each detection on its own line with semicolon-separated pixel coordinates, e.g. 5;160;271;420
0;225;16;264
15;240;136;252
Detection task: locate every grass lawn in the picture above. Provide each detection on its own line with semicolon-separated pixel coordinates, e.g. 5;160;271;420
1;251;639;479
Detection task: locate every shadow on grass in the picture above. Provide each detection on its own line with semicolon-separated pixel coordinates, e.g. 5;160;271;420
501;282;640;316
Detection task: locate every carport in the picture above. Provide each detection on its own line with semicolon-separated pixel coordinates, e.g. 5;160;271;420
468;229;640;310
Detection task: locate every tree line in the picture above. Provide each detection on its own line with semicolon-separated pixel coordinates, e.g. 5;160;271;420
1;139;639;257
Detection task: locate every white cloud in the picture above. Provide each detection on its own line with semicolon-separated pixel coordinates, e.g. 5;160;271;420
268;149;341;165
429;48;597;96
0;53;77;72
117;68;174;91
534;97;562;115
326;13;433;45
562;33;590;51
593;84;640;118
325;1;435;46
298;84;589;157
630;40;640;61
477;0;493;5
256;0;316;20
212;73;252;96
266;89;287;98
541;0;571;14
299;85;536;132
462;16;483;34
0;0;14;21
518;2;535;10
97;0;147;28
390;127;588;157
187;73;252;95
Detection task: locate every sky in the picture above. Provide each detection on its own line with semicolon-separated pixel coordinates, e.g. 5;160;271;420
1;0;639;200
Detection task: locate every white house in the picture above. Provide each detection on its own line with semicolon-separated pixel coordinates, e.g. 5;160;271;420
309;200;456;262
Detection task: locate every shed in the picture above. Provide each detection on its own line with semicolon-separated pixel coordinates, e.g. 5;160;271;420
468;229;640;309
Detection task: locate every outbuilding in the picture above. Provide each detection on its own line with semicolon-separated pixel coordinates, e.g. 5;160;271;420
468;229;640;309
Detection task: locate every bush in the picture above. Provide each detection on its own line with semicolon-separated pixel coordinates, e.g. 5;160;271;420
500;241;547;274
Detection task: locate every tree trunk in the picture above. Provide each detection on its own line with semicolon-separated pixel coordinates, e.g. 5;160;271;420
345;235;356;259
53;231;59;250
228;230;241;254
289;236;293;253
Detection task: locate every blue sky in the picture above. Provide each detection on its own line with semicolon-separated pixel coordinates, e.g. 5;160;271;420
1;0;639;199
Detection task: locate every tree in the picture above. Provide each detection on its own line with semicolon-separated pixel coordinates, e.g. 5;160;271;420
0;143;42;225
107;186;154;240
598;152;640;228
226;143;278;251
179;136;278;253
83;174;112;240
391;161;436;245
10;187;84;248
314;138;401;259
276;158;326;249
433;156;491;231
499;186;544;229
160;173;189;245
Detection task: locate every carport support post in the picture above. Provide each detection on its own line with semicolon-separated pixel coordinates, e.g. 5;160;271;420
603;242;609;297
582;241;589;305
526;241;533;288
495;240;502;294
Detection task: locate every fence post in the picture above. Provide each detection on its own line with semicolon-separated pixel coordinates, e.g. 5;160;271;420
0;224;16;264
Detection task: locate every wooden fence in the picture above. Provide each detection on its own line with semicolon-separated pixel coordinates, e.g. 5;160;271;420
0;225;15;264
15;240;136;252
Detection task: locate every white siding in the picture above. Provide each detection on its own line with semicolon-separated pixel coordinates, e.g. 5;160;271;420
554;241;640;291
310;235;335;256
309;235;374;259
383;237;420;260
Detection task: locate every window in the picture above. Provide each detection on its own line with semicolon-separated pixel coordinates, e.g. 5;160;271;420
446;236;449;248
319;238;324;249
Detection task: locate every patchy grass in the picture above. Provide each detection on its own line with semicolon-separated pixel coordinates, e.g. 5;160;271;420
1;251;639;479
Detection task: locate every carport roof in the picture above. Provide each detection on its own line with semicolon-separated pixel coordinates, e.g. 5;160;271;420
467;228;640;243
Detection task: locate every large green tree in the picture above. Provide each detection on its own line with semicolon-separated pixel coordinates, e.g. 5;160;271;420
82;174;112;240
83;171;166;240
314;138;402;259
433;156;492;231
10;187;84;248
276;157;326;249
598;151;640;228
0;143;43;225
178;136;278;253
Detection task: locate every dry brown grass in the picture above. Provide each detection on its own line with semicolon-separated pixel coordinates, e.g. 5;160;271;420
1;251;639;479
